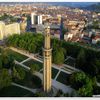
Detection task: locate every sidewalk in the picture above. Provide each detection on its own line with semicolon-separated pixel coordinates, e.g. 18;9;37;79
11;82;38;93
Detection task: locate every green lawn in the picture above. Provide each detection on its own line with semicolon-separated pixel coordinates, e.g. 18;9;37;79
6;49;28;62
52;67;59;79
64;58;75;67
23;59;43;71
56;71;71;85
39;67;59;79
0;85;34;97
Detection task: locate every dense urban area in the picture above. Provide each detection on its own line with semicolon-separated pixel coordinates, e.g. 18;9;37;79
0;2;100;97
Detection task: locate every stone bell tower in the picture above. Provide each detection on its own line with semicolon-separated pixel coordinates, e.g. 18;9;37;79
43;26;52;93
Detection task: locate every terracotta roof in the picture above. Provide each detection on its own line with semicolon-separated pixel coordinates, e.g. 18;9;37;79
93;35;100;40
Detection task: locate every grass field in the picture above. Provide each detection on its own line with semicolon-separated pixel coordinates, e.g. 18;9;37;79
56;71;71;85
64;58;75;67
4;49;28;62
39;67;59;79
23;59;43;71
0;85;34;97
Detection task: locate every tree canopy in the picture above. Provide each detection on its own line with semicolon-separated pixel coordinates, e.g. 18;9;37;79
69;72;95;97
12;66;26;80
0;69;12;90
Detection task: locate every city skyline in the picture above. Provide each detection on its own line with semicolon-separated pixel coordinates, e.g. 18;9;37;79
0;1;100;97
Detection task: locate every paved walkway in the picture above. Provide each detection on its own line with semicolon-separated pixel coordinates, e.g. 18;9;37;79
63;64;80;72
54;70;61;80
14;60;30;70
10;47;43;63
11;82;37;93
34;71;74;94
64;56;70;61
97;82;100;87
20;58;31;64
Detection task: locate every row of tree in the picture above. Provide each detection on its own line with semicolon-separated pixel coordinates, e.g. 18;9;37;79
7;33;65;65
0;13;18;22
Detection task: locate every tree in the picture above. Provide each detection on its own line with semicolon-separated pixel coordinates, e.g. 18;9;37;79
34;92;45;97
89;59;100;77
28;43;37;53
93;60;100;73
69;72;94;97
53;47;65;65
78;78;93;97
30;64;40;73
0;55;2;69
70;72;86;90
12;66;26;80
76;49;86;69
0;69;12;90
0;49;14;70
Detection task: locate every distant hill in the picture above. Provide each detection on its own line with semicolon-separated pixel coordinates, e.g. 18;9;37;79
0;2;97;8
80;3;100;12
47;2;97;8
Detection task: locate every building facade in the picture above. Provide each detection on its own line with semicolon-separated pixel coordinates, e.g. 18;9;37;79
31;12;43;25
0;21;20;40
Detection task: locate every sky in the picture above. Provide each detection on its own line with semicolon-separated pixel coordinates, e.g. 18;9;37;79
0;0;100;2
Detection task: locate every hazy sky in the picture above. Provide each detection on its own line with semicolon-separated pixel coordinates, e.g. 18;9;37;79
0;0;99;2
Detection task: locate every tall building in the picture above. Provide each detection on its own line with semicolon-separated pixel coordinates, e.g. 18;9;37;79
43;26;52;93
31;12;42;25
60;17;63;40
38;15;43;25
0;21;20;40
57;15;63;40
0;22;5;40
20;16;27;33
31;12;38;25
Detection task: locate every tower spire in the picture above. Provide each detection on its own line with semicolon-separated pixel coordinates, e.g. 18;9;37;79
43;26;52;93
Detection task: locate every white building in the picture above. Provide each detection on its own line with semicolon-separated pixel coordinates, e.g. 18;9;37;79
31;12;43;25
64;32;73;41
31;12;38;25
38;15;43;25
92;35;100;44
0;21;20;40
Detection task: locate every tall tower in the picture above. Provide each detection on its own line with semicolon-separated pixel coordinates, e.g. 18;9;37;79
43;26;52;93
